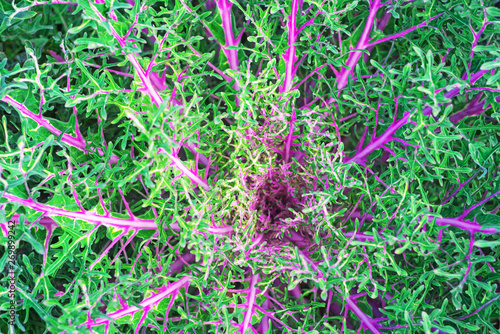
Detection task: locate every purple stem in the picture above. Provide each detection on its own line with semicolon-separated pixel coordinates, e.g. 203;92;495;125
468;9;489;71
344;296;384;334
88;3;211;186
5;199;233;237
1;95;119;163
81;276;191;327
280;0;300;94
423;63;498;116
240;273;260;333
364;12;391;63
345;63;498;165
4;193;158;229
284;109;297;164
335;0;383;91
348;210;500;234
89;229;128;270
168;252;196;275
440;172;480;206
287;232;384;333
345;112;410;165
449;95;500;123
327;6;443;108
215;0;242;106
365;13;444;48
157;148;210;191
217;0;240;73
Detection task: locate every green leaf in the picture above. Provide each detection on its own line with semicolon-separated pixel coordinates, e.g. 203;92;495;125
74;58;102;89
486;7;500;17
480;59;500;71
11;11;37;21
68;20;92;34
486;71;500;85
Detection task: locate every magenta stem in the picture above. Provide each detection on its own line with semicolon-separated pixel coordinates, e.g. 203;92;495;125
280;0;300;94
1;95;119;163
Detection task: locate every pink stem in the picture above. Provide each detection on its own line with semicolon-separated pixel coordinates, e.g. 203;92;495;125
82;276;192;327
345;296;384;334
240;273;260;333
4;193;158;229
365;13;444;48
336;0;383;91
1;95;119;163
280;0;299;94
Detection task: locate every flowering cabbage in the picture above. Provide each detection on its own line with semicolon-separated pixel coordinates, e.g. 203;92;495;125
0;0;499;333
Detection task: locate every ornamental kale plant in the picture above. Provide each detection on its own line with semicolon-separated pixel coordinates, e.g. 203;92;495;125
1;0;500;333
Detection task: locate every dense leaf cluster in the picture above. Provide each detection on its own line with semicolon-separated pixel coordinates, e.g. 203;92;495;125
0;0;500;333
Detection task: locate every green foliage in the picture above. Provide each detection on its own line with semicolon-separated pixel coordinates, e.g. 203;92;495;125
0;0;500;333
